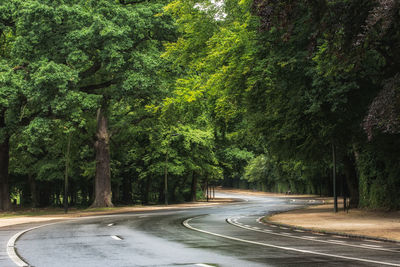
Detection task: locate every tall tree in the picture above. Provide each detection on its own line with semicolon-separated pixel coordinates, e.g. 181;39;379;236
0;0;175;208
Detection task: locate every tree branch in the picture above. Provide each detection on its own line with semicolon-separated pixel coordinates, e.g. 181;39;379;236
119;0;148;5
13;63;29;72
79;80;117;93
79;60;102;80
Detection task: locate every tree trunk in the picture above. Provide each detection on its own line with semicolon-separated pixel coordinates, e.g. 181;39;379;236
190;172;197;202
144;176;152;204
0;134;11;211
343;153;359;208
122;176;132;204
0;110;11;211
91;108;113;208
28;173;38;208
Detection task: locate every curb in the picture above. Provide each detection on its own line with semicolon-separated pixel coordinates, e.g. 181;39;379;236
7;221;64;267
262;215;400;244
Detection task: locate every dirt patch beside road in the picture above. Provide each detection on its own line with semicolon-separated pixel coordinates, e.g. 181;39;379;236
268;202;400;242
0;199;234;228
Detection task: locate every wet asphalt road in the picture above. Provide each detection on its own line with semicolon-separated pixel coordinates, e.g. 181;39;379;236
2;192;400;267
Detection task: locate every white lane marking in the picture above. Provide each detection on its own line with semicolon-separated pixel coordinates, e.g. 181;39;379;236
107;223;114;227
294;230;305;233
367;240;384;243
111;235;123;241
227;218;399;253
7;222;61;267
280;233;293;236
328;240;347;244
313;233;326;236
195;264;215;267
184;217;400;267
362;244;383;248
280;227;288;230
7;234;30;267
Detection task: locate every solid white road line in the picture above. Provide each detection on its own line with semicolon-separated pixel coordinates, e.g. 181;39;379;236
362;244;383;248
183;217;400;267
7;233;29;267
328;240;347;244
7;222;61;267
227;218;400;253
367;240;384;243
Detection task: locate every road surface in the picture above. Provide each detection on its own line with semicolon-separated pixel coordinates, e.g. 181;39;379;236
1;192;400;266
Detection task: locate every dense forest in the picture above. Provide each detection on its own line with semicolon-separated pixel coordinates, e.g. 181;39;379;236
0;0;399;211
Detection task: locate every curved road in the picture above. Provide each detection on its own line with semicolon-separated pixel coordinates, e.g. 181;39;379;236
3;192;400;266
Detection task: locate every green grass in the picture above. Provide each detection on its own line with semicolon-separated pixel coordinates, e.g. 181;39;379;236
0;207;81;218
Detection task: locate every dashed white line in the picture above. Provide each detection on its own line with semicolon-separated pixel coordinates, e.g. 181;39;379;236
184;217;400;267
107;223;114;227
111;235;123;241
195;264;215;267
294;230;305;233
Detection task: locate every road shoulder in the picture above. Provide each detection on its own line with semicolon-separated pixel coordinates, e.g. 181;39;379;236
266;201;400;242
0;199;235;229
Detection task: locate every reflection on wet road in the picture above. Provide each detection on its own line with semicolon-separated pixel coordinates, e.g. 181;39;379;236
9;192;400;266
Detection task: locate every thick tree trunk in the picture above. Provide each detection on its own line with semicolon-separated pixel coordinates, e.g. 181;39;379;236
190;172;197;202
91;108;113;208
0;135;11;211
0;110;11;211
343;153;359;208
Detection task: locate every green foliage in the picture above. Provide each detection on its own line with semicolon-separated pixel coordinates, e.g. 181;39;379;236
2;0;399;210
357;135;400;210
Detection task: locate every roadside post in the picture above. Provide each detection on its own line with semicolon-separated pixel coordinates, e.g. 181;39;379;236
332;143;338;213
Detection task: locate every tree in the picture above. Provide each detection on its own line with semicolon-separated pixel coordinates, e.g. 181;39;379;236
1;0;175;208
